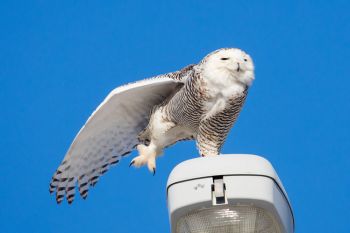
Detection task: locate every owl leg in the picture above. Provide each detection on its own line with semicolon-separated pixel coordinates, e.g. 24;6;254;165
196;135;220;157
129;142;162;175
130;107;176;174
196;121;226;157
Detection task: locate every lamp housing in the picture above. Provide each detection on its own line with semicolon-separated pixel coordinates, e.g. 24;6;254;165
166;154;294;233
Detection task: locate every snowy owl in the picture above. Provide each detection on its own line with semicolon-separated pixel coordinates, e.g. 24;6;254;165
49;48;255;204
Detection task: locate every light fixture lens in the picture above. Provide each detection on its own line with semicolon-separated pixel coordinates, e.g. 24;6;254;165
176;205;281;233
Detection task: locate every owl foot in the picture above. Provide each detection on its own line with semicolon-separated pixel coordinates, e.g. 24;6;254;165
130;144;158;175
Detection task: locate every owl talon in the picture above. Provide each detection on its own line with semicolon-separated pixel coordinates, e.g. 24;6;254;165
129;160;135;167
152;168;156;176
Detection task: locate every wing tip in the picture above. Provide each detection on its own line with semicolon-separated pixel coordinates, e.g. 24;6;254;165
50;150;126;204
56;195;64;204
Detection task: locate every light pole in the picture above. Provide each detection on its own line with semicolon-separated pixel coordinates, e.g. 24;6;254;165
167;154;294;233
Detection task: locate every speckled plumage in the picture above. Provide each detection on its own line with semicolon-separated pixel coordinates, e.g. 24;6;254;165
49;48;255;204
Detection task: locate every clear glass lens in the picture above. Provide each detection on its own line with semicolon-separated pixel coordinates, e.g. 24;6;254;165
176;205;281;233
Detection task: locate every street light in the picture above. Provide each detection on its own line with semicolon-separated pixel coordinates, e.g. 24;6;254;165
167;154;294;233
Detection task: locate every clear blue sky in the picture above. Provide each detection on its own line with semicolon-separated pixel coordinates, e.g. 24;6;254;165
1;1;349;232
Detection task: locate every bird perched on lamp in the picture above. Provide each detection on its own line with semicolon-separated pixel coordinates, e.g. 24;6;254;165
49;48;255;204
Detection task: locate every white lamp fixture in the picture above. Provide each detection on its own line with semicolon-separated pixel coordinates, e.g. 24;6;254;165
167;154;294;233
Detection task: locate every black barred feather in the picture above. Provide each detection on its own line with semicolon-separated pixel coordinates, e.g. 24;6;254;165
78;174;89;199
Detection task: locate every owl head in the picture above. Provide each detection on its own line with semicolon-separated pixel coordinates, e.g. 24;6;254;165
198;48;255;86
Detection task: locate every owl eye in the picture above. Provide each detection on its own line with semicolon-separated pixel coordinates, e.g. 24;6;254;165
221;57;229;60
244;58;248;62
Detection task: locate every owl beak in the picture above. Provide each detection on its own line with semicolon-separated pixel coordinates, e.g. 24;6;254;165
236;63;241;72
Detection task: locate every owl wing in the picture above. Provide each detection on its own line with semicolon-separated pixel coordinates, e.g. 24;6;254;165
49;65;195;204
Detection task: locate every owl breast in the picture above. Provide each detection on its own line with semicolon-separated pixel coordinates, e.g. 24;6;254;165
202;74;246;118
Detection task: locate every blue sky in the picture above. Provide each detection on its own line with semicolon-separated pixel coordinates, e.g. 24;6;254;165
1;1;349;232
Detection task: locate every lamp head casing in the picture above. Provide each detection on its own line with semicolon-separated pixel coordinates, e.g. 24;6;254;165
166;154;294;233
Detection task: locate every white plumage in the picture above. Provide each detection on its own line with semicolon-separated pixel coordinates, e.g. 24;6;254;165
49;48;255;204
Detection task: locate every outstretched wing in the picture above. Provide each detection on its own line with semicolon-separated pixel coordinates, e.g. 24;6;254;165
49;66;194;204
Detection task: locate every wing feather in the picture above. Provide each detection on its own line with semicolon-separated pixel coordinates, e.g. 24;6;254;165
49;74;190;203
